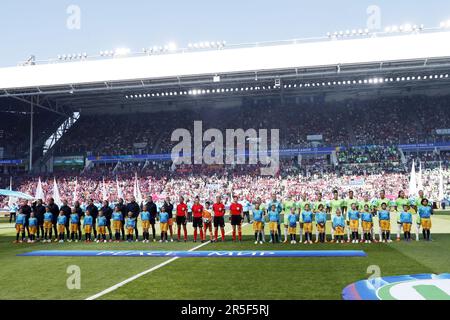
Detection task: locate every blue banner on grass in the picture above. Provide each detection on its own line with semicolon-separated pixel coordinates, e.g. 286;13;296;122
18;250;366;258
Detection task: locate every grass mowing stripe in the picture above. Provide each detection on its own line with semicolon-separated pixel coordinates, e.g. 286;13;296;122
86;223;247;300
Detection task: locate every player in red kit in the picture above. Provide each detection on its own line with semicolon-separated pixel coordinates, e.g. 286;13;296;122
191;196;204;243
230;195;244;242
176;196;188;242
213;196;226;242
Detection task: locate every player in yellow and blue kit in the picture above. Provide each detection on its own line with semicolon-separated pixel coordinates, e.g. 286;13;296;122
125;212;136;242
418;199;433;241
268;204;280;244
253;203;264;244
83;210;94;242
141;206;151;243
159;206;169;242
96;211;107;243
43;207;53;243
332;209;346;244
112;206;123;242
302;204;314;244
347;203;360;244
28;213;38;243
69;209;80;242
360;205;373;243
14;209;27;243
57;211;67;242
315;204;327;243
378;203;391;243
400;205;412;241
287;208;298;244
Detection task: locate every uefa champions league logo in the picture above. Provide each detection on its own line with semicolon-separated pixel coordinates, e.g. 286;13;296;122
171;121;280;176
343;274;450;300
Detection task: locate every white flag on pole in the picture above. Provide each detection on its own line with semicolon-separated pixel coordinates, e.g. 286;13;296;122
408;160;417;197
35;177;45;200
73;179;78;204
134;173;143;205
417;162;424;192
116;178;123;200
53;178;62;206
439;162;445;202
8;177;17;208
102;178;108;201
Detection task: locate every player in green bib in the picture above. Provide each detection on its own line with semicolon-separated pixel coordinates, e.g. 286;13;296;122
282;196;297;243
328;190;344;242
359;194;372;215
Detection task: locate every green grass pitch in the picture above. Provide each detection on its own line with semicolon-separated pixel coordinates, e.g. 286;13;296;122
1;217;449;300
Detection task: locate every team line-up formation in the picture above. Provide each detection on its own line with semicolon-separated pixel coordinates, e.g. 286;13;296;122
12;189;433;245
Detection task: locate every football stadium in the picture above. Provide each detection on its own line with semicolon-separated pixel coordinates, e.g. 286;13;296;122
1;2;450;307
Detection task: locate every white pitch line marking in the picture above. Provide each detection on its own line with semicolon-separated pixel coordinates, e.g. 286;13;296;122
86;223;248;300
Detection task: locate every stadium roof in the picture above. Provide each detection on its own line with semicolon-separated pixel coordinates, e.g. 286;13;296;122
2;30;450;113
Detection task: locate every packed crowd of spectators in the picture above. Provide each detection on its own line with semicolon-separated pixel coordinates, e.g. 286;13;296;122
1;164;448;211
7;94;443;161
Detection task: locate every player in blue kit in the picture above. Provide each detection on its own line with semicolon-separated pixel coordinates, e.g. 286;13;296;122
400;205;413;242
69;209;80;242
125;212;136;242
28;213;38;243
83;210;94;242
96;211;107;243
418;199;433;241
112;207;123;242
252;204;264;244
314;205;327;243
159;206;169;242
268;205;280;244
360;205;373;243
301;204;314;244
332;209;346;244
287;208;298;244
347;204;360;244
57;212;67;242
378;203;391;243
140;207;151;243
43;208;53;243
14;209;27;243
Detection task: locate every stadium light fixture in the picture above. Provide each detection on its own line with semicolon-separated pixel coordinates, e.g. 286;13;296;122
167;42;177;52
114;48;131;56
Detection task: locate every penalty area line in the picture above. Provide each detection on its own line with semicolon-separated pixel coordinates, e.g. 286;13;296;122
85;223;247;300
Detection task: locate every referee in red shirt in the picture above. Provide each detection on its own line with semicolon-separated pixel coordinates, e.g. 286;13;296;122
191;196;204;243
176;196;188;242
213;196;226;242
230;195;244;242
